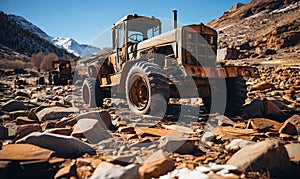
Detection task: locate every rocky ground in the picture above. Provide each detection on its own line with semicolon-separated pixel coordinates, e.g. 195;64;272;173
0;61;299;179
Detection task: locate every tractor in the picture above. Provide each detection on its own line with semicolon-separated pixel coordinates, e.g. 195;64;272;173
50;60;72;85
82;11;259;116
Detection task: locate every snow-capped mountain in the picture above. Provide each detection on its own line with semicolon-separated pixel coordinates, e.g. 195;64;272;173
8;14;100;57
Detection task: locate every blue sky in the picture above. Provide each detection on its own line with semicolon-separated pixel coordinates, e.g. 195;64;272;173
1;0;250;46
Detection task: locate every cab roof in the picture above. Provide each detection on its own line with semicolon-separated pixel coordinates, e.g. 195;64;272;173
113;14;161;28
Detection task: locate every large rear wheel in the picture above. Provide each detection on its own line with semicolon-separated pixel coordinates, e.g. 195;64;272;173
203;77;247;116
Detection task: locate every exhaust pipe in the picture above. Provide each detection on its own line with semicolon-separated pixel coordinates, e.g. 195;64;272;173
173;10;177;29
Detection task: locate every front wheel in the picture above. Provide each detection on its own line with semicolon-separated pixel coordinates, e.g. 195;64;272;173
125;61;170;115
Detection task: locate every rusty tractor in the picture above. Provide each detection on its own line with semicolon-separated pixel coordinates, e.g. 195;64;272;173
82;11;259;116
50;60;72;85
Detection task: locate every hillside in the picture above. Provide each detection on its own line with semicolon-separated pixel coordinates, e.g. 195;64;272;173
8;14;100;57
0;11;74;59
207;0;300;61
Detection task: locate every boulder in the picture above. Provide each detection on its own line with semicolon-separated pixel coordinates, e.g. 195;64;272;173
284;143;300;163
71;118;112;143
159;136;202;155
16;132;95;158
225;139;254;152
75;110;113;129
279;121;298;135
36;107;79;122
139;150;175;178
227;140;291;173
90;162;139;179
2;100;28;112
44;128;72;136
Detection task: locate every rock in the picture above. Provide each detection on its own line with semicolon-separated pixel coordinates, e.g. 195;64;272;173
9;111;29;120
15;124;42;140
242;98;285;118
75;110;113;129
44;128;72;136
215;115;235;126
227;140;291;173
246;118;282;131
54;162;77;179
1;100;27;112
0;126;9;139
250;82;275;91
0;144;54;161
201;131;216;144
285;114;300;132
36;107;79;122
90;162;139;179
284;143;300;163
279;121;298;135
159;136;202;155
16;132;95;158
162;124;194;134
135;127;181;137
55;117;77;128
28;108;39;121
16;116;38;125
14;91;30;98
139;150;175;179
118;126;135;134
71;118;112;143
225;139;254;152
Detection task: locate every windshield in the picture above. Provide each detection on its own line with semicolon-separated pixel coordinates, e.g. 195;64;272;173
127;19;161;43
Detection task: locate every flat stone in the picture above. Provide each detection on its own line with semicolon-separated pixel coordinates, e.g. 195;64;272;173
135;127;181;137
246;118;282;131
118;126;135;134
16;132;95;158
90;162;139;179
250;82;275;91
2;100;28;112
54;162;76;179
227;140;291;173
71;118;112;144
15;124;42;140
44;128;72;136
139;150;175;178
0;143;54;161
16;116;38;125
36;107;79;122
162;124;194;134
284;143;300;162
9;111;29;120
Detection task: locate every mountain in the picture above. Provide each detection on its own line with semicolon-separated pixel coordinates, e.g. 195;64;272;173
0;11;74;59
7;14;100;57
207;0;300;60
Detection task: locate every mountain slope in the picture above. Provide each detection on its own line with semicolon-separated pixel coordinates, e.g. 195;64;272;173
8;14;100;57
0;11;74;59
206;0;300;60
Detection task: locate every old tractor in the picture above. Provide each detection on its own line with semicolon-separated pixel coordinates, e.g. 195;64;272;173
82;11;259;116
50;60;72;85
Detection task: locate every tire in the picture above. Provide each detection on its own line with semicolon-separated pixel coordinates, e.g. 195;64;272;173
53;74;59;85
82;77;110;108
125;61;170;115
203;77;247;116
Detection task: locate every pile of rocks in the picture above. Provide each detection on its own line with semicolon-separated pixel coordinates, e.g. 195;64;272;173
0;65;299;179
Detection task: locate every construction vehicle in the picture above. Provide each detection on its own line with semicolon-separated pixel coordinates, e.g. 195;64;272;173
82;11;259;116
50;60;72;85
